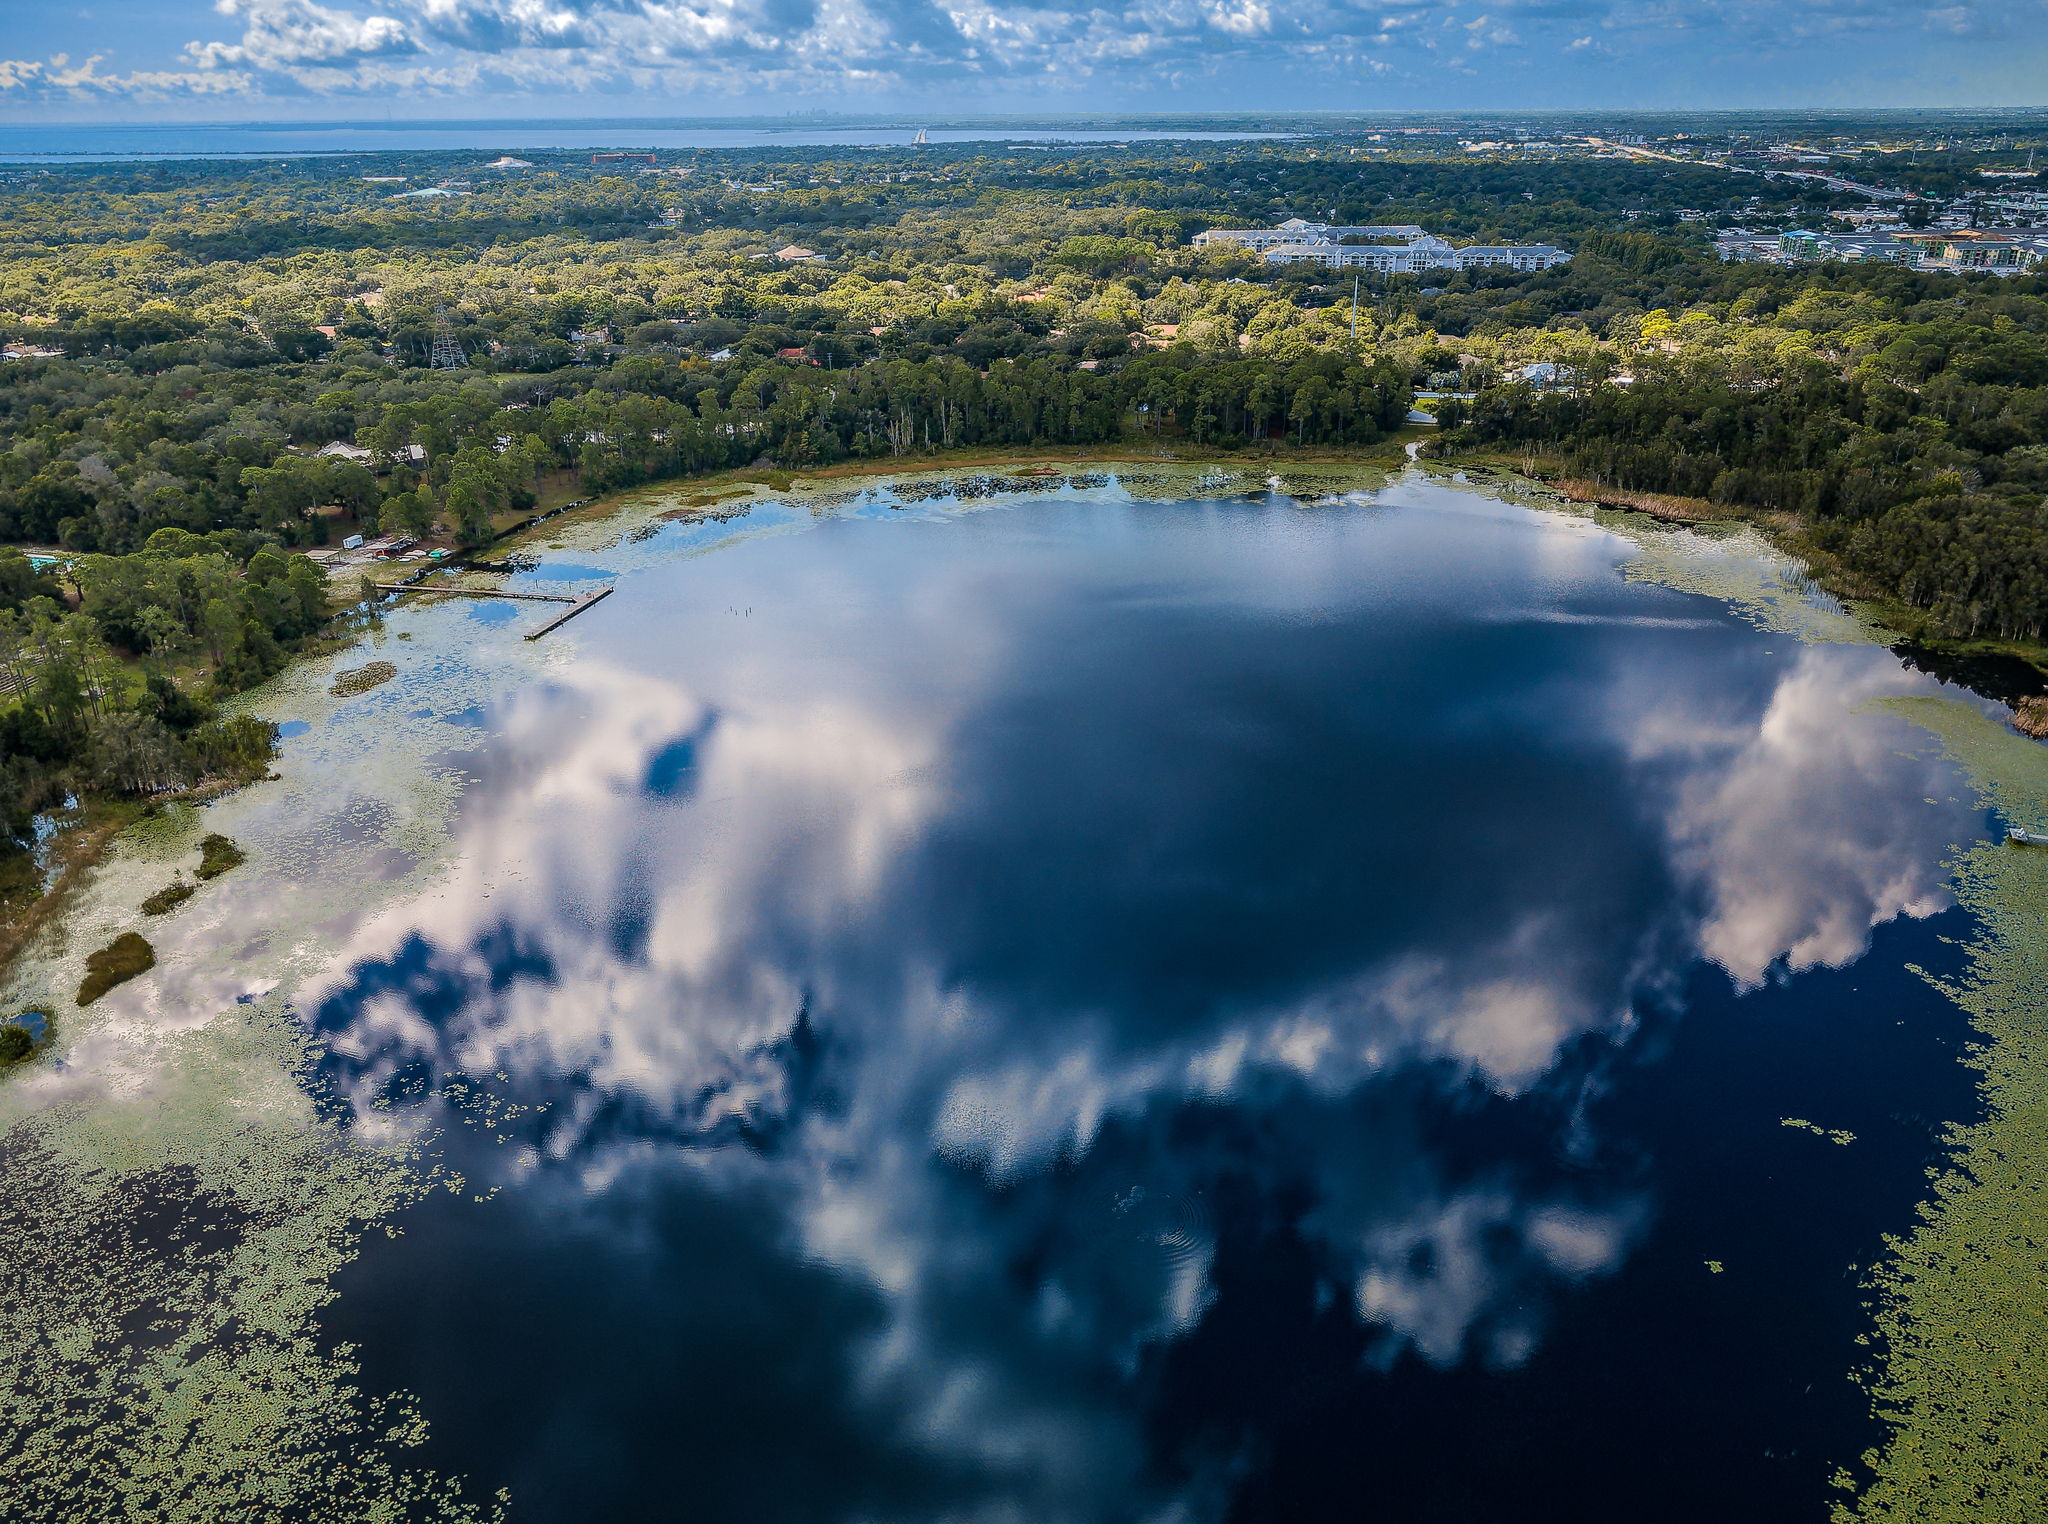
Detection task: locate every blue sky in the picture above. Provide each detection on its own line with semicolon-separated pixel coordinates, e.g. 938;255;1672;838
3;0;2046;119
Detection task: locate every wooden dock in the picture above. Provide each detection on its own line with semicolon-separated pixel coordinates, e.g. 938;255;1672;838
388;585;578;604
525;586;613;641
383;578;614;640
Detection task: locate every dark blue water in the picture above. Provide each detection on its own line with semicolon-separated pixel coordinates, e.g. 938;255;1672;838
303;479;1985;1523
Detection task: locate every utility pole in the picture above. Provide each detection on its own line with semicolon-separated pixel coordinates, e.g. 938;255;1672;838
429;306;466;370
1351;274;1360;341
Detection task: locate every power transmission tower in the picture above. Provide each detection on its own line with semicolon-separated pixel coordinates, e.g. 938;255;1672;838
429;306;466;370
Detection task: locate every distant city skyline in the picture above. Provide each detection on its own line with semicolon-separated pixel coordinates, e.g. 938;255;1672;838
4;0;2048;120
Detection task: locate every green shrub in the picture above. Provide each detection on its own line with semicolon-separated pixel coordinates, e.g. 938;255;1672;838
76;933;155;1006
184;714;280;783
195;833;246;880
140;877;196;915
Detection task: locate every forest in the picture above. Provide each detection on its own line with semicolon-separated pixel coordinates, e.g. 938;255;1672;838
1425;231;2048;643
1;134;2045;873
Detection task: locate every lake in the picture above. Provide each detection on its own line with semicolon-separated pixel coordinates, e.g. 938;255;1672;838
0;465;2005;1522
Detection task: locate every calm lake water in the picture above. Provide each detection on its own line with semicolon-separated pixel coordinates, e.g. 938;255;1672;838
4;468;2002;1521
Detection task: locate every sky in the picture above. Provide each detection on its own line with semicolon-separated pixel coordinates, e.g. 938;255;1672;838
2;0;2047;120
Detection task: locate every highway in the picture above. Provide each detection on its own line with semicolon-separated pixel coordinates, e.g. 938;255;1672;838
1571;136;1912;204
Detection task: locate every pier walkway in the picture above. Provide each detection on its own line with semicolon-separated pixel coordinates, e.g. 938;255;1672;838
386;580;615;640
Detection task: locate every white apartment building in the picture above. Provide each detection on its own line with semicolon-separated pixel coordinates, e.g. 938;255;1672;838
1192;218;1429;251
1194;220;1570;274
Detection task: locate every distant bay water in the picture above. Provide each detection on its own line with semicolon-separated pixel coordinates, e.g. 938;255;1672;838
0;120;1290;163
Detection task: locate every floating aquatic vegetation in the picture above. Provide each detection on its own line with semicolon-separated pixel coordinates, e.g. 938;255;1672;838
1469;461;1874;649
1264;465;1399;502
0;601;556;1521
0;1002;503;1524
1602;513;1877;645
195;833;246;881
1493;462;2046;1520
1782;1117;1858;1145
655;500;752;525
1829;696;2048;1523
331;660;397;697
76;932;155;1006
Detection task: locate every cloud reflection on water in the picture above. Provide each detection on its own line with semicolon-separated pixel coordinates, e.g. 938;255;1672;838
291;484;1979;1520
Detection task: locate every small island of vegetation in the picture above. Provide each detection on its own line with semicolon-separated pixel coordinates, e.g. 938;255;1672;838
74;931;155;1006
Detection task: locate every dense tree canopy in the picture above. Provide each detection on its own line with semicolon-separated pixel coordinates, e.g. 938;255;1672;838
0;138;2042;864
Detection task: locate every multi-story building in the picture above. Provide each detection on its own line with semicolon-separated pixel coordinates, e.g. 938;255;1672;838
1759;227;2048;271
1192;218;1430;251
1775;229;1919;264
1197;220;1569;273
1912;230;2043;269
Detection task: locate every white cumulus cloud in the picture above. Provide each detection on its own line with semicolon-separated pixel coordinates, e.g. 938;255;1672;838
186;0;421;72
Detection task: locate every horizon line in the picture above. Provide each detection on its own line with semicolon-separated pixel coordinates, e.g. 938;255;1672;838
7;106;2048;132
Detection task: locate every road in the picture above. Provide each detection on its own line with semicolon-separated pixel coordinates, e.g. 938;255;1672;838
1571;136;1912;204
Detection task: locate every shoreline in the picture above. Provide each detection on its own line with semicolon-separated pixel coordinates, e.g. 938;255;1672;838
0;800;144;993
515;442;2048;702
1839;698;2048;1520
1434;445;2048;696
10;446;1408;983
364;434;1427;584
0;765;276;1020
14;436;2036;992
